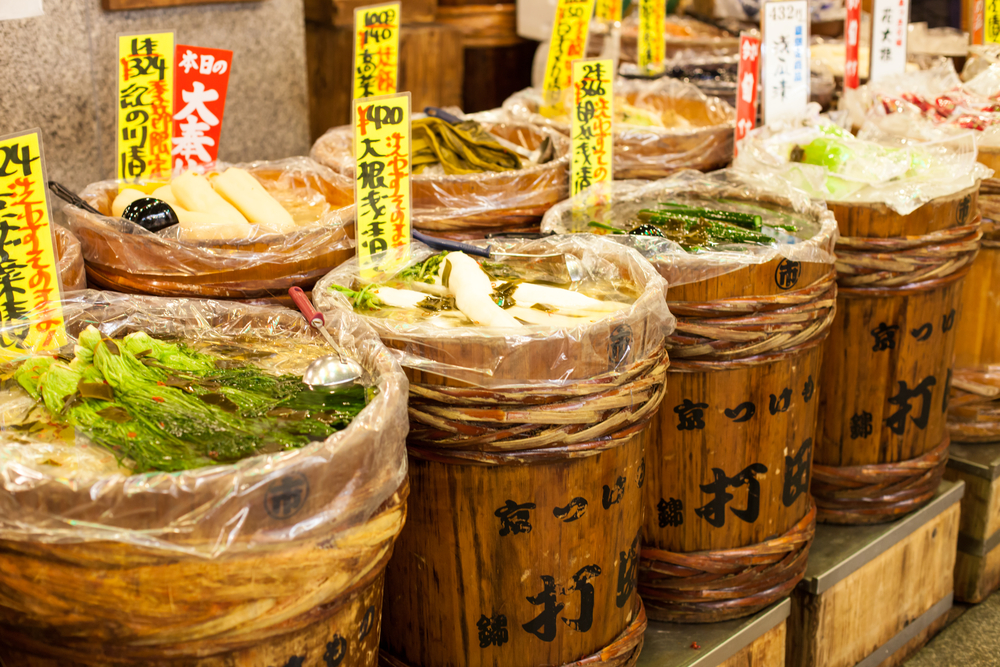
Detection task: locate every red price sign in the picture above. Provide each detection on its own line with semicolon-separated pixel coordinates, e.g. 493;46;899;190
173;44;233;173
844;0;861;89
734;34;760;157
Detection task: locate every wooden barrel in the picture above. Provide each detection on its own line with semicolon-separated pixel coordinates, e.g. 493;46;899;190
62;161;355;299
815;184;982;523
311;120;570;239
0;298;409;667
587;15;739;63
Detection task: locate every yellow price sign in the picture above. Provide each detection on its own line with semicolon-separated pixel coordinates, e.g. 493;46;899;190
571;59;614;196
353;93;412;278
986;0;999;43
0;130;67;357
117;32;175;184
638;0;666;74
541;0;597;118
595;0;623;22
353;2;400;100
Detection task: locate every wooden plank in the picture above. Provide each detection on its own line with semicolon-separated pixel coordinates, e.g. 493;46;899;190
954;546;1000;604
787;502;959;667
721;621;786;667
102;0;262;10
875;611;949;667
944;465;1000;541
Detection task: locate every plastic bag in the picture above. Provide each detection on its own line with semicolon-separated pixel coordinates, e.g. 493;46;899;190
314;235;675;388
502;77;736;179
54;224;86;292
540;169;838;287
311;116;570;239
61;158;356;299
733;107;992;215
0;290;408;558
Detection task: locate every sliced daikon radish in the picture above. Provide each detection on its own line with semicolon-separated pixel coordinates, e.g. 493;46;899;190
509;283;628;312
210;168;296;235
172;171;249;225
151;184;185;211
506;306;604;327
111;188;146;218
370;286;433;309
445;252;521;328
176;209;253;241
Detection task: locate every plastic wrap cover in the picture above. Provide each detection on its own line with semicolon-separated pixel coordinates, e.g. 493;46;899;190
502;78;736;178
540;169;838;288
734;106;992;215
62;157;356;296
54;224;87;292
0;291;408;558
310;117;570;231
314;235;674;388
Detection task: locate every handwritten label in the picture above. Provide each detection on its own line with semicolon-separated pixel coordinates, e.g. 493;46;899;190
0;130;66;356
571;59;614;196
117;32;175;184
734;34;760;156
869;0;909;83
638;0;666;75
354;93;411;277
353;2;400;100
845;0;861;89
173;45;232;174
541;0;596;118
761;1;809;125
985;0;997;43
595;0;622;22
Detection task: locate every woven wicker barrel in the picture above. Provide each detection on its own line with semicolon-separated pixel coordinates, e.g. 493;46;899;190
0;294;409;667
63;159;355;300
815;184;982;523
315;236;673;667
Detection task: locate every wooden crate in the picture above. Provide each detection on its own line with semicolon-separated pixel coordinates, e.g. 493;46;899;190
787;480;964;667
305;21;463;141
944;442;1000;603
304;0;438;25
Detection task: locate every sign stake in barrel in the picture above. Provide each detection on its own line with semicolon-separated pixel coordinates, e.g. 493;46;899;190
868;0;910;83
172;44;233;174
571;58;614;197
844;0;861;89
734;33;761;157
117;31;175;185
638;0;666;75
761;0;809;125
353;2;400;100
541;0;597;118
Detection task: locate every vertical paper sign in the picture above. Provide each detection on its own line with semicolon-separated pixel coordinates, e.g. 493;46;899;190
762;1;809;125
734;34;761;157
869;0;909;83
595;0;622;23
354;93;411;278
638;0;666;75
844;0;861;89
353;2;400;100
984;0;997;43
0;130;66;356
541;0;596;117
173;45;233;174
571;59;614;196
117;32;175;184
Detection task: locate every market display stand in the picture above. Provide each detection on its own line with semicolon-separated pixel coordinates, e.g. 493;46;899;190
787;480;964;667
944;442;1000;603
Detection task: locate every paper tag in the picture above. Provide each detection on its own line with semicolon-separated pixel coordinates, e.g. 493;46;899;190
984;0;997;44
0;130;67;356
354;93;411;278
638;0;666;75
117;32;175;184
172;45;232;174
761;1;809;125
541;0;596;118
869;0;909;83
595;0;622;23
844;0;861;88
734;34;760;157
571;59;614;196
353;2;400;100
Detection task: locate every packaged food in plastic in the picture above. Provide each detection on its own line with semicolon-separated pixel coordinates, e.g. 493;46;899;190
311;115;570;239
0;290;408;662
62;158;355;299
962;43;1000;81
54;224;86;292
540;169;838;287
733;107;992;215
588;13;739;63
502;77;736;179
314;235;675;388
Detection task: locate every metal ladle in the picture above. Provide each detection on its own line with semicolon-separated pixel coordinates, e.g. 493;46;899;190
289;287;364;388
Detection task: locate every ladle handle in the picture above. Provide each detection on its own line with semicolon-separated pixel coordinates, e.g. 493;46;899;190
411;229;491;258
289;287;325;328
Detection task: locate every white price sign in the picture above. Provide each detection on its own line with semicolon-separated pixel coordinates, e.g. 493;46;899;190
761;0;810;125
869;0;910;83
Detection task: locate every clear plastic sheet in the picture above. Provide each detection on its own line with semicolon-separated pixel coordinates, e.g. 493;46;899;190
310;116;570;237
0;290;408;558
962;44;1000;81
540;169;838;287
61;158;356;298
502;77;736;179
587;13;739;63
733;106;992;215
314;235;675;388
54;224;86;292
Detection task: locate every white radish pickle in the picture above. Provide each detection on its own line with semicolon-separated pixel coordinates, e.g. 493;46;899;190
445;252;522;328
111;188;146;218
210;168;296;235
176;210;253;241
172;171;249;226
507;282;629;312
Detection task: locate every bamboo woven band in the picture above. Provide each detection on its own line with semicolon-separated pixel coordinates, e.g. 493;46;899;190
834;219;983;289
947;370;1000;443
406;347;668;460
812;437;949;524
378;599;647;667
638;502;816;623
976;189;1000;247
